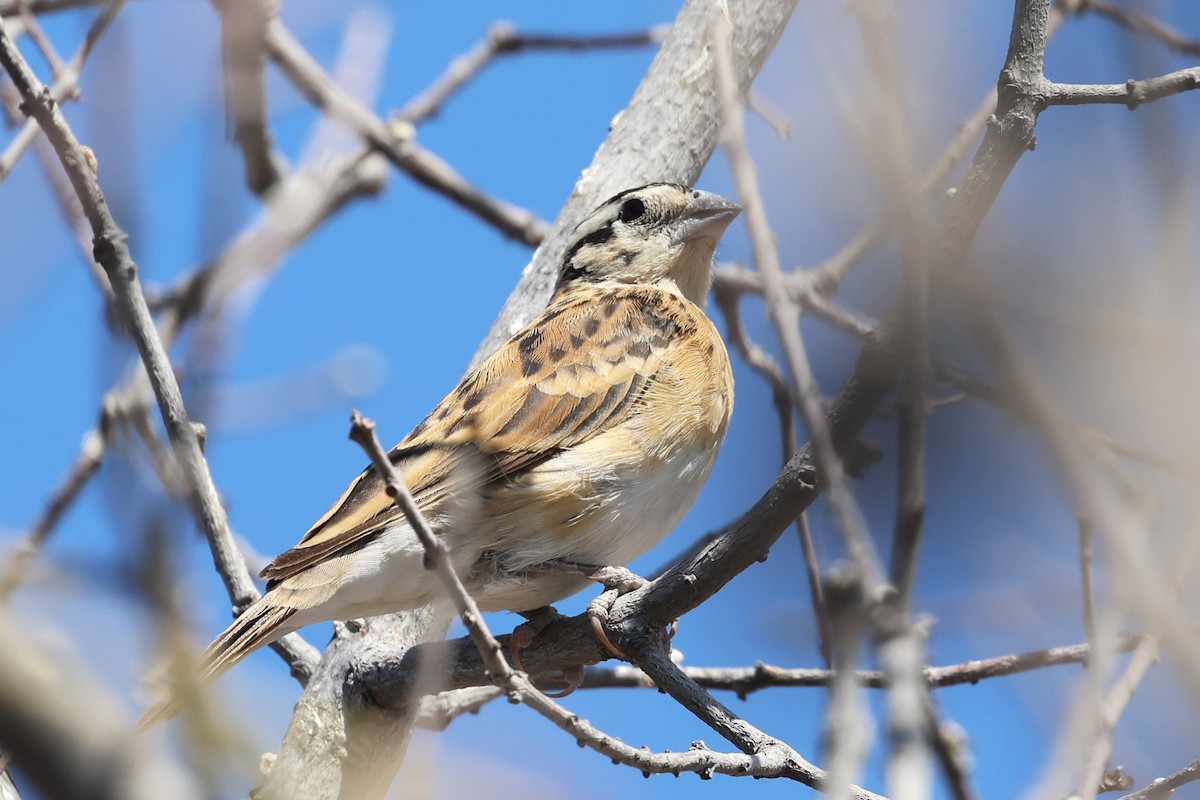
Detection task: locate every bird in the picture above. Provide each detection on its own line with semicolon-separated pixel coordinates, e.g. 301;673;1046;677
143;183;739;724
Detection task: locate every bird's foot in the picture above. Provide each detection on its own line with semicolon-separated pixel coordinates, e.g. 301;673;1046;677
510;605;563;672
509;605;584;697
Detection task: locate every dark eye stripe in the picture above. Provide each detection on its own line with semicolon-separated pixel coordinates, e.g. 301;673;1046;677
560;225;613;281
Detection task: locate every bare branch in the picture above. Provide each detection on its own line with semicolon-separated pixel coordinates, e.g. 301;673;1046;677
1044;67;1200;108
1116;760;1200;800
0;0;124;185
0;403;110;604
263;20;549;246
0;616;191;800
1066;0;1200;58
1078;515;1097;658
713;13;878;589
398;22;666;124
214;0;283;195
11;0;67;76
569;636;1145;695
0;0;99;15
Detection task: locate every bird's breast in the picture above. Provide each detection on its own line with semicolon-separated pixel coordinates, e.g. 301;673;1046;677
468;305;733;612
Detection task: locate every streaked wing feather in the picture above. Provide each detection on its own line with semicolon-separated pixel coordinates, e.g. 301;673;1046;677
261;287;693;583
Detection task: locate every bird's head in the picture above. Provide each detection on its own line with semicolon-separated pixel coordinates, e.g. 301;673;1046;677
556;183;741;307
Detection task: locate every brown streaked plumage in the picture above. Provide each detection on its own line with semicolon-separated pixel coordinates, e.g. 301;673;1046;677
142;183;739;726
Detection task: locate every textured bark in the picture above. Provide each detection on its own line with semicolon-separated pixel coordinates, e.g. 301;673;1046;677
257;1;798;797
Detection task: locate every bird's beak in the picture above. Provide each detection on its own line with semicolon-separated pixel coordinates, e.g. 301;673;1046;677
671;190;741;246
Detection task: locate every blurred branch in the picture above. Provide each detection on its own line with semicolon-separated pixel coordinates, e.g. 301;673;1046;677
0;761;16;800
1073;525;1200;800
712;263;875;336
214;0;283;195
714;15;879;585
263;20;549;246
0;616;189;800
0;0;124;185
1045;67;1200;108
710;9;1071;305
1116;759;1200;800
1064;0;1200;58
1078;516;1097;658
151;148;388;332
822;570;874;800
0;0;100;15
0;86;104;291
746;90;792;139
710;279;833;666
0;21;321;682
0;401;111;604
11;0;67;76
398;21;667;124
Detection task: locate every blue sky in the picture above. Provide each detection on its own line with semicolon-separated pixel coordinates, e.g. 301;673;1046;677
2;1;1199;798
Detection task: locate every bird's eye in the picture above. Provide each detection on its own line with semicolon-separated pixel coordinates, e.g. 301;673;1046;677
618;198;645;223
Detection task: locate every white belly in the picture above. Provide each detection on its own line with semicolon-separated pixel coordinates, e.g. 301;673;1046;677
287;441;721;620
466;440;720;612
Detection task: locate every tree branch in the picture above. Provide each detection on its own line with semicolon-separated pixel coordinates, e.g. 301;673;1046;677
263;19;549;246
398;22;667;124
1117;759;1200;800
1044;67;1200;108
214;0;283;195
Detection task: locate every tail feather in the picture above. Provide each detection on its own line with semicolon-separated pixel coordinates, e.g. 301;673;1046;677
138;598;298;730
200;600;297;681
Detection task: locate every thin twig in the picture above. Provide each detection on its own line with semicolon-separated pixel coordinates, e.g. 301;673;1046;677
1066;0;1200;58
397;22;666;124
796;513;833;667
711;279;796;464
1044;68;1200;108
746;90;792;139
0;403;111;604
1072;524;1200;800
263;20;549;245
0;0;124;185
348;412;513;683
1078;515;1097;659
713;13;879;585
923;698;975;800
13;0;67;77
1116;759;1200;800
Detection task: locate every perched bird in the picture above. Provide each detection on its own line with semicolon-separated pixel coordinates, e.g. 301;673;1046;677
147;183;739;722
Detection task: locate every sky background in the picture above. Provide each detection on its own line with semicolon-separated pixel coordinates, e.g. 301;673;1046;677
2;1;1199;798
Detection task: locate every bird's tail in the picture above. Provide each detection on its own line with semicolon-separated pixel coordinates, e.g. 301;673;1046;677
138;597;297;730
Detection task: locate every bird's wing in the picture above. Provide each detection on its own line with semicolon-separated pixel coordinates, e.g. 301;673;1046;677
260;286;694;583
